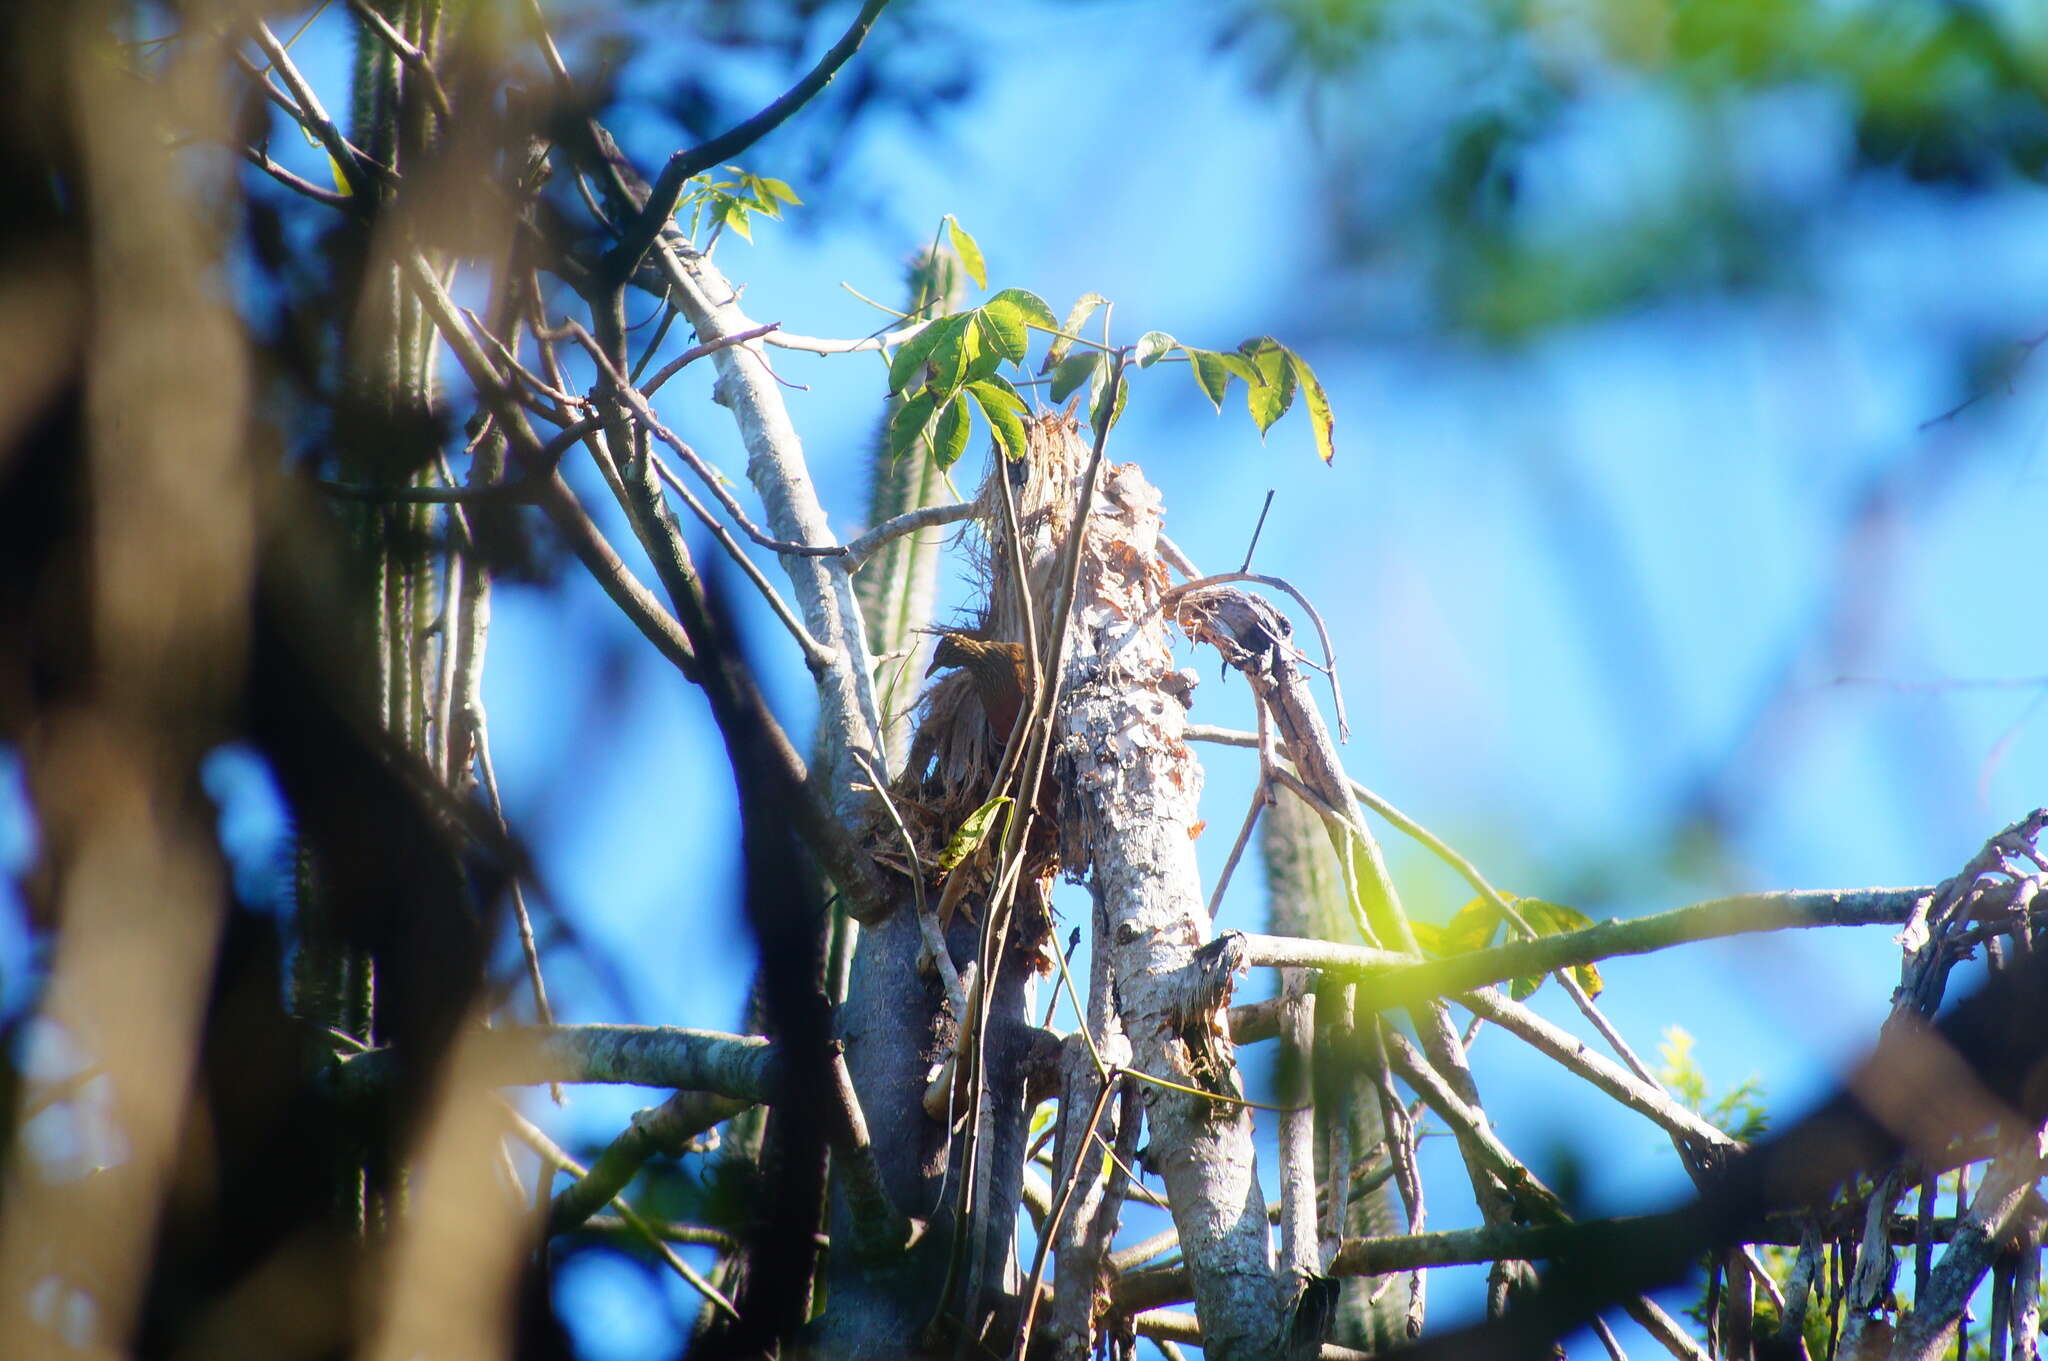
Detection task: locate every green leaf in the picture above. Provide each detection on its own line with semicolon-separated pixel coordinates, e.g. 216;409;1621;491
887;322;946;396
925;312;978;394
1439;896;1502;956
1050;350;1104;406
1187;348;1229;411
1510;973;1544;1002
1518;899;1595;934
1285;347;1336;464
756;176;801;205
945;215;987;290
1218;351;1262;386
984;287;1058;334
1089;359;1127;433
1518;899;1601;996
1241;338;1296;436
1042;291;1108;371
719;197;753;242
887;390;937;462
968;380;1029;462
974;302;1029;366
1408;920;1444;956
969;372;1028;413
1135;331;1177;367
931;394;972;470
936;796;1012;872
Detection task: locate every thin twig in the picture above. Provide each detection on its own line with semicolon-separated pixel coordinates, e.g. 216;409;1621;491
502;1102;740;1318
602;0;893;282
642;321;782;396
1162;571;1349;740
649;450;834;671
557;322;850;558
843;501;977;572
472;701;560;1102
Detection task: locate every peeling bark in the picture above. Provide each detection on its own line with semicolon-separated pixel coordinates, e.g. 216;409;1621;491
1044;421;1283;1360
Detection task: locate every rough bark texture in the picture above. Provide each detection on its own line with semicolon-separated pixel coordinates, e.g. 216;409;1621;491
1048;421;1282;1359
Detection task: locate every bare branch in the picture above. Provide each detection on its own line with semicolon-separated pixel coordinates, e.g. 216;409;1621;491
843;501;976;572
603;0;893;283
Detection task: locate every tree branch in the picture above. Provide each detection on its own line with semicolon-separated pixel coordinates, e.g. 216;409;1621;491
602;0;893;283
843;501;976;572
1232;884;1931;1010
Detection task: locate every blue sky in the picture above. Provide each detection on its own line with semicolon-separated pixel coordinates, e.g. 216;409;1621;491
486;3;2048;1352
5;1;2047;1356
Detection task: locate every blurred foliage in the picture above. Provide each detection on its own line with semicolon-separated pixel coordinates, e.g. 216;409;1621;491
1658;1024;1769;1140
1215;0;2048;335
610;0;974;198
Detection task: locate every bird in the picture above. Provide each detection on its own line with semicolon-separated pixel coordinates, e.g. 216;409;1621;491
926;632;1030;742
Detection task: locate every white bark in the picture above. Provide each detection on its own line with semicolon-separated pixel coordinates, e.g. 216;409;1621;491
658;246;887;828
1052;437;1281;1360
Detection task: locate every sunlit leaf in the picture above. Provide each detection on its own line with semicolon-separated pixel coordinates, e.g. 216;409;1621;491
1284;346;1336;464
1241;338;1296;435
1409;920;1444;956
1135;331;1177;367
936;796;1012;871
887;321;946;396
1218;351;1262;386
975;302;1029;366
945;215;987;290
1042;291;1108;371
926;312;978;394
719;197;753;242
1051;350;1104;405
756;176;802;205
969;372;1028;413
968;381;1029;462
985;287;1058;334
1518;898;1601;996
932;394;972;470
1187;348;1229;411
887;389;937;462
1440;896;1502;956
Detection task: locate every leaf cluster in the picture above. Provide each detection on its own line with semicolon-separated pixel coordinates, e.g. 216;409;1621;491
676;164;803;244
1658;1025;1769;1142
878;220;1338;468
1410;894;1604;1000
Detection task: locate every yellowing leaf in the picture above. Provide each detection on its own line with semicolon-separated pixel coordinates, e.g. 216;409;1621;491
1241;338;1296;436
945;215;987;290
1284;346;1336;464
936;796;1012;872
